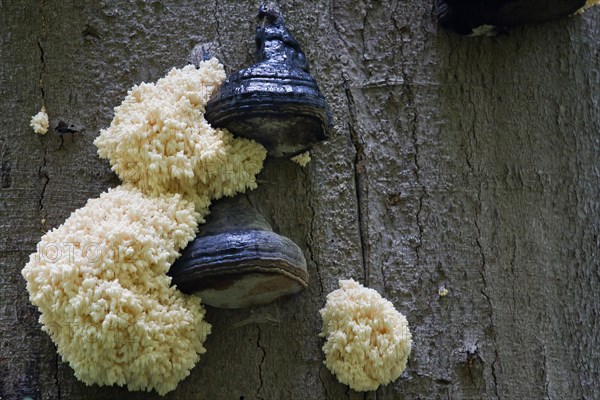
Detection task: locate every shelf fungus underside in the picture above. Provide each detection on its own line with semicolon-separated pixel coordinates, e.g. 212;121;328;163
169;195;308;309
436;0;596;35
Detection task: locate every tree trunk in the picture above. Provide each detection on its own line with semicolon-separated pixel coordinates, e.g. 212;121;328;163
1;1;598;399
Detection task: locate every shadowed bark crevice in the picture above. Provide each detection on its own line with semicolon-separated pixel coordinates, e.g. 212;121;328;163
299;167;324;296
343;79;370;286
256;326;266;400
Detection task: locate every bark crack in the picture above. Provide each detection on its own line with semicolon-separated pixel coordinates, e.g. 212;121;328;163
490;350;499;400
299;167;323;296
256;326;266;400
465;88;477;173
213;0;222;50
37;0;47;106
474;184;500;400
318;367;332;400
37;0;49;229
55;352;62;400
360;1;368;70
37;0;47;105
343;76;370;286
542;344;550;399
410;106;424;265
37;40;46;102
38;142;50;221
397;32;425;266
329;0;352;50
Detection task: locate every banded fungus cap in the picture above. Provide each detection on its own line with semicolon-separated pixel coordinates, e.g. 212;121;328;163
169;195;309;308
205;2;332;158
436;0;590;35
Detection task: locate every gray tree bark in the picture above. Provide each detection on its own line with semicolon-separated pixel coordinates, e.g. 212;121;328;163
1;1;598;399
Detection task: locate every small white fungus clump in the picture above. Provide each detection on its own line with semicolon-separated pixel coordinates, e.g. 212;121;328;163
320;279;412;392
577;0;599;12
30;106;49;134
22;185;210;395
291;151;311;167
94;59;266;214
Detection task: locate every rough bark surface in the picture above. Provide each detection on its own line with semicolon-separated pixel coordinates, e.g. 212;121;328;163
1;1;598;399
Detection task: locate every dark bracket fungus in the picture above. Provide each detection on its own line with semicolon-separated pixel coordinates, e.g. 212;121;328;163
436;0;589;36
169;195;309;309
205;2;332;157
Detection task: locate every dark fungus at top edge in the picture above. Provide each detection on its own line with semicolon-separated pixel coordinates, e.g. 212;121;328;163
205;2;332;158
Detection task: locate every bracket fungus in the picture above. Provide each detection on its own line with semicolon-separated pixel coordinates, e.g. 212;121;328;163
436;0;599;35
205;2;332;157
23;2;329;395
169;3;320;308
169;194;308;309
320;279;412;392
22;58;267;395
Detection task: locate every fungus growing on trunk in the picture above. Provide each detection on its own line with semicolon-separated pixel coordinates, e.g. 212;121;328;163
30;106;49;134
436;0;598;36
22;186;209;395
579;0;600;12
169;194;309;308
94;59;266;215
291;151;311;167
23;58;267;395
320;279;412;392
204;3;332;157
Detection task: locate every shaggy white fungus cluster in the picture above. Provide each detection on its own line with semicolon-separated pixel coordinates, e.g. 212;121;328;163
22;186;208;395
94;59;266;214
23;58;267;395
291;151;311;167
585;0;600;8
30;106;49;134
320;279;412;392
577;0;599;12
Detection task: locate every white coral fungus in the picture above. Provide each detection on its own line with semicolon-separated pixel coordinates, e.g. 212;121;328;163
291;151;311;167
22;186;209;395
94;59;266;214
23;58;267;395
30;106;49;134
577;0;599;13
320;279;412;392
